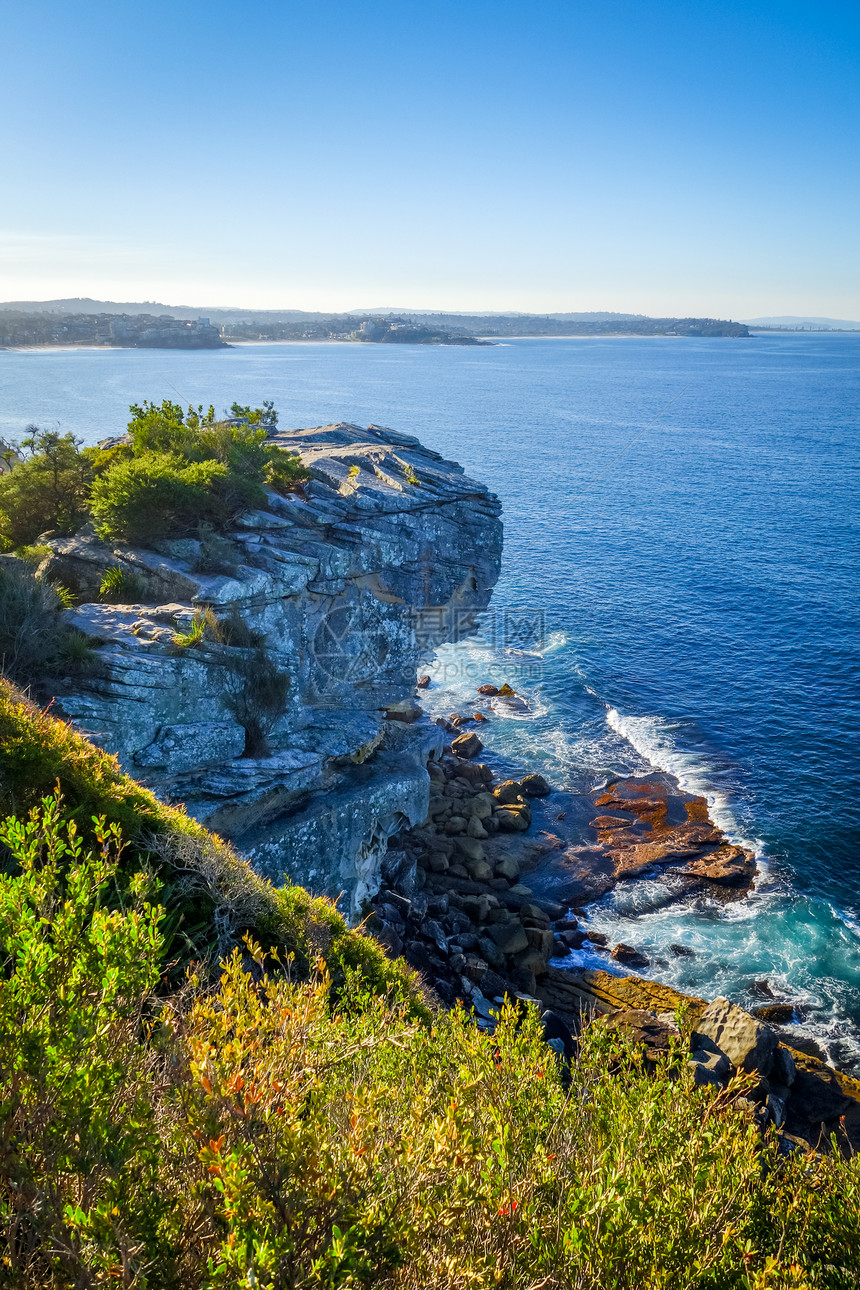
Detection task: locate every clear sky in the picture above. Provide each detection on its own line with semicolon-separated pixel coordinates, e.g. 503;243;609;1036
1;0;858;317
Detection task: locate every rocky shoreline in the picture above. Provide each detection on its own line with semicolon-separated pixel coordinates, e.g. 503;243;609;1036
368;686;860;1154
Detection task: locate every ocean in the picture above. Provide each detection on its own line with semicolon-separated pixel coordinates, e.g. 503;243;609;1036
2;332;859;1065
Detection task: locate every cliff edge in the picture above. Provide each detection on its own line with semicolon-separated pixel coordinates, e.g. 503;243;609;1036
43;423;502;916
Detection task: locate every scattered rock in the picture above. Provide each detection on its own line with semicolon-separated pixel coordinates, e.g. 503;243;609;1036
585;931;608;947
788;1056;854;1124
450;731;483;759
689;1044;731;1082
770;1046;796;1088
520;773;551;797
669;943;695;958
602;1008;679;1052
416;674;431;689
497;683;516;697
477;684;499;696
487;922;529;956
611;943;650;968
752;1003;795;1026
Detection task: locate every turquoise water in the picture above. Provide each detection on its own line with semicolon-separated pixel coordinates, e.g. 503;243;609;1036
2;334;859;1063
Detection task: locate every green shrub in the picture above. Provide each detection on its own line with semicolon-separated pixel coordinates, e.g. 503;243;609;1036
1;402;308;552
89;452;242;542
0;559;65;683
0;429;92;550
0;795;172;1284
98;563;150;603
0;680;420;1003
221;647;290;757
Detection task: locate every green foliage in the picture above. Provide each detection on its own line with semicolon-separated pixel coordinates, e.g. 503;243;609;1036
171;609;222;651
229;399;278;427
0;833;856;1290
221;647;290;757
89;452;239;543
12;544;51;567
2;699;857;1287
0;428;92;550
0;679;420;1004
0;559;65;683
90;401;308;543
0;795;172;1283
55;626;95;670
98;563;150;603
1;402;307;551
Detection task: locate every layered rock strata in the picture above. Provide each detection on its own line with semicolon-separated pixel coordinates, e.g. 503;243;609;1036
43;424;502;916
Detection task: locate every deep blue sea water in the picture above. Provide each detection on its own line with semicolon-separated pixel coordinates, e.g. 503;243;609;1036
2;334;859;1063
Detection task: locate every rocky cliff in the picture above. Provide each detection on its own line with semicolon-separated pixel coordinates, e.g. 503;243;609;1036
43;423;502;917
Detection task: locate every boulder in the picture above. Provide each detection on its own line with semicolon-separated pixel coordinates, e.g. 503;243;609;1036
515;946;551;977
789;1055;854;1123
521;773;551;797
689;1045;731;1082
611;943;650;968
770;1046;796;1087
477;684;499;696
416;675;431;689
494;780;526;805
451;731;483;759
494;854;521;883
487;922;529;956
455;836;486;864
525;927;555;958
495;808;528;833
692;998;777;1076
752;1004;796;1026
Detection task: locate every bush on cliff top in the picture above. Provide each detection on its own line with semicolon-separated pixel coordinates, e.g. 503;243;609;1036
0;400;309;550
0;795;858;1288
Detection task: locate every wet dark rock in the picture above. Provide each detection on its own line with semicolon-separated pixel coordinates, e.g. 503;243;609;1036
611;943;650;968
416;675;431;689
669;943;695;958
602;1009;679;1052
477;684;499;695
788;1056;854;1123
585;931;608;946
521;773;551;797
749;979;775;999
752;1003;796;1025
450;731;483;759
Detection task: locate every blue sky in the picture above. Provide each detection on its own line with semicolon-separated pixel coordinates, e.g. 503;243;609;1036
1;0;858;316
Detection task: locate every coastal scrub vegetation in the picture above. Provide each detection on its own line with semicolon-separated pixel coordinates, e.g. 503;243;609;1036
0;559;94;684
0;683;858;1287
0;401;309;551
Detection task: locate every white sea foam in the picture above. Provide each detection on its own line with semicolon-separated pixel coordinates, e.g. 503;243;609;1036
606;706;761;855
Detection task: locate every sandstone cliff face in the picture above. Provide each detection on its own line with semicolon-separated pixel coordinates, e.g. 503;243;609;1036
47;424;502;916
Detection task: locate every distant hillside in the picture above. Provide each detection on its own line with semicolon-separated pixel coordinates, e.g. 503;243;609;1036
744;315;860;330
0;299;750;342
